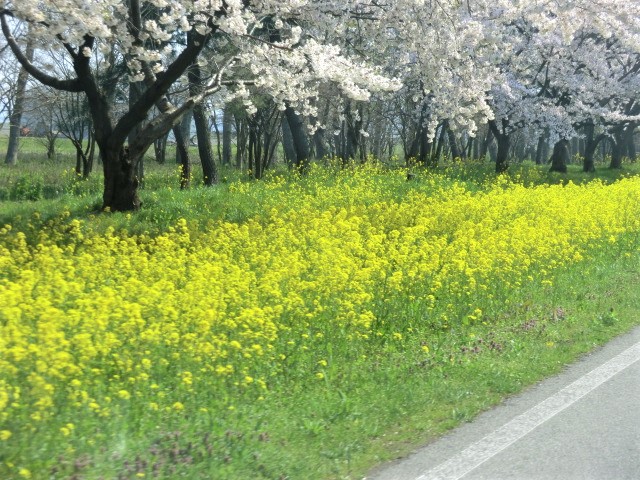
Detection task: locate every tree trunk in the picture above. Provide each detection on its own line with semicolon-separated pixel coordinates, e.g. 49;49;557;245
312;124;328;160
407;124;420;161
193;103;217;185
250;126;262;179
281;115;296;167
102;146;142;211
75;150;83;176
489;120;510;173
625;124;636;161
446;124;461;159
535;135;546;165
188;61;217;185
46;133;57;160
479;125;493;161
609;133;624;169
5;38;34;166
284;105;310;171
416;115;434;166
338;100;360;162
313;99;330;160
433;122;447;165
582;122;602;173
85;133;95;179
1;6;218;211
175;110;192;164
465;136;473;159
265;128;279;171
234;115;248;170
549;139;569;173
495;134;510;173
473;133;480;160
222;105;233;166
173;123;191;188
154;133;168;164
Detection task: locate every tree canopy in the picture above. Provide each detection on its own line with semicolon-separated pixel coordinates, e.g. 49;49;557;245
2;0;640;208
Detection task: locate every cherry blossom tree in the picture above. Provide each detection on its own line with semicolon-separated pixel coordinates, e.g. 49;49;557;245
368;0;640;171
1;0;397;211
476;0;640;171
3;0;639;196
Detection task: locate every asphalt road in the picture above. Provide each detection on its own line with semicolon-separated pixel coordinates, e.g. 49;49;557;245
367;326;640;480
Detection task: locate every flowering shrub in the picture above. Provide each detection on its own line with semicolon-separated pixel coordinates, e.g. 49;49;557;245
1;166;640;477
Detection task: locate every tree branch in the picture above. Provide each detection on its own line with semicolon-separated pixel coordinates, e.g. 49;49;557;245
0;11;82;92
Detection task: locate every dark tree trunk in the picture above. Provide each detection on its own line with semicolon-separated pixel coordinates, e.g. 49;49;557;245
479;125;493;161
407;125;420;161
495;134;510;173
625;124;636;161
414;106;433;166
188;62;217;185
154;133;168;164
102;146;142;211
222;105;233;166
489;120;510;173
549;139;569;173
535;135;546;165
5;38;33;166
446;124;461;159
338;100;361;162
76;150;83;176
358;105;368;163
516;135;529;162
193;104;217;185
419;127;434;167
582;122;603;173
312;122;328;160
465;136;473;159
284;105;310;171
45;133;56;160
245;102;281;179
263;127;278;172
85;133;95;179
211;109;222;165
248;125;261;178
312;99;330;160
609;132;624;169
173;124;191;189
235;116;247;170
281;115;296;166
433;122;447;165
571;137;579;161
175;110;192;164
473;133;480;160
247;126;254;174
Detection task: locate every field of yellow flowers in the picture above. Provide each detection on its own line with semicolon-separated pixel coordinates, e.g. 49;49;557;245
2;165;640;479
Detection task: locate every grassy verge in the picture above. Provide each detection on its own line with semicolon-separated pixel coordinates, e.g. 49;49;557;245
6;244;636;480
1;163;640;479
353;248;640;477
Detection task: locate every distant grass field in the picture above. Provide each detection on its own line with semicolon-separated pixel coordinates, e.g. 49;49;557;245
2;144;640;479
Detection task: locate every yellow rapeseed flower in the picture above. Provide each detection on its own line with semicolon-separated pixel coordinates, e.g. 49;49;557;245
117;390;131;400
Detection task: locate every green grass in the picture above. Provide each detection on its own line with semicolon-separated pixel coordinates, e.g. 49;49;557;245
425;158;640;188
2;147;639;237
2;150;640;479
14;245;637;480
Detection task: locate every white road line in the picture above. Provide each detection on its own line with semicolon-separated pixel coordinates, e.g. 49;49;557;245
415;340;640;480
